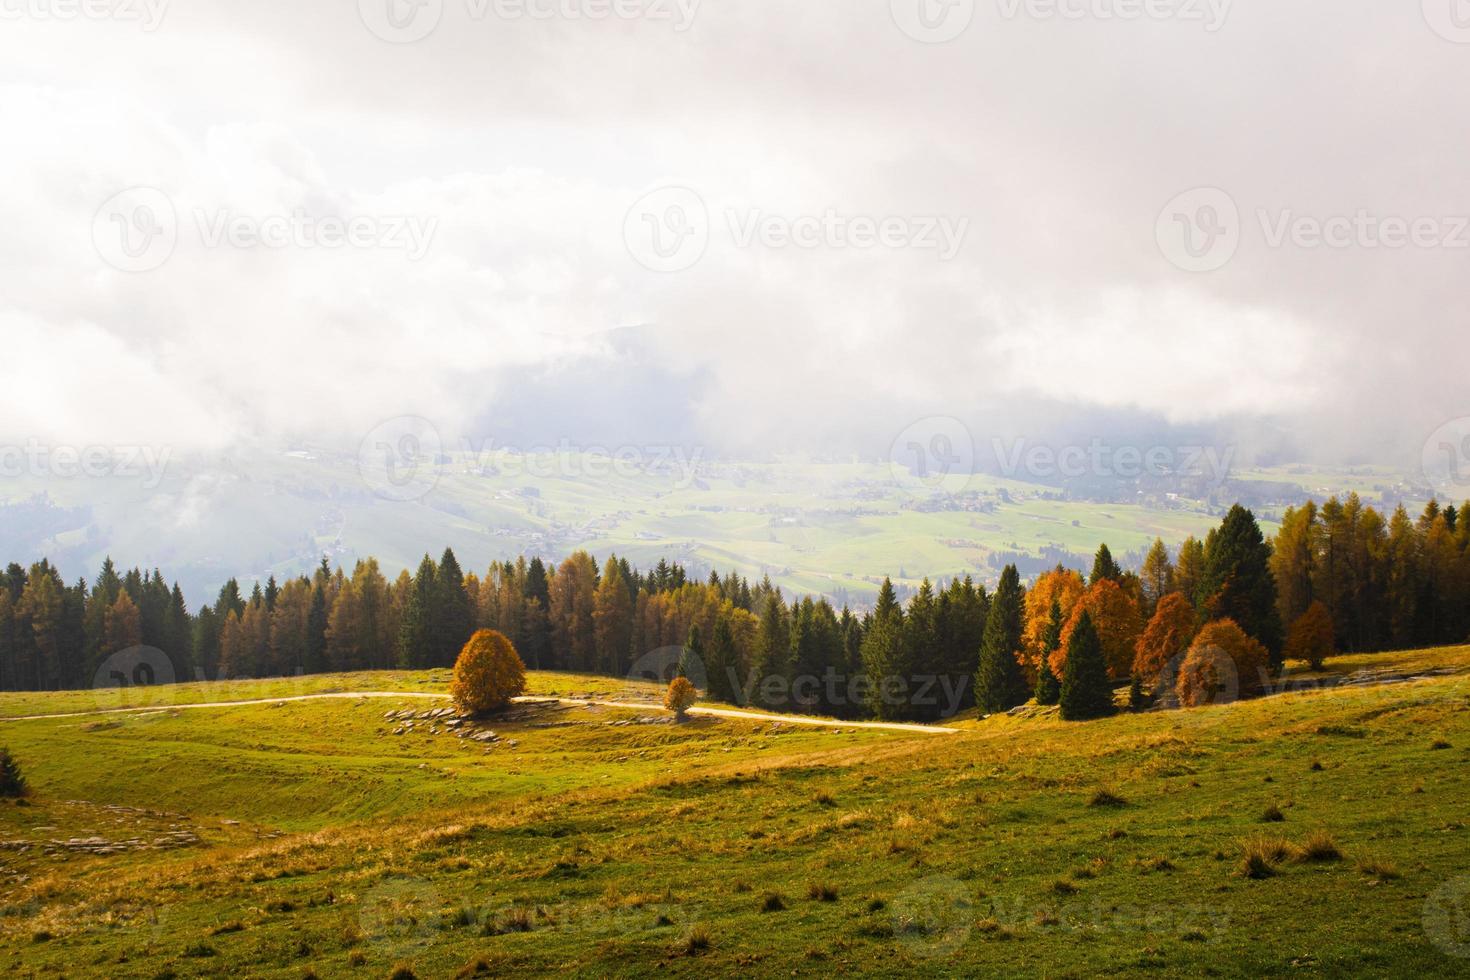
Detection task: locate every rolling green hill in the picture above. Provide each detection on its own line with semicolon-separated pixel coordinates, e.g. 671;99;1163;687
2;647;1469;976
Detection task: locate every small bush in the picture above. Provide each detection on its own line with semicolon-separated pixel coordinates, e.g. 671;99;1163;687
813;791;836;808
1357;856;1400;881
1295;830;1342;863
499;908;533;933
732;881;752;893
0;748;27;798
182;943;218;958
388;966;418;980
683;927;711;954
1088;789;1127;808
1237;836;1291;879
1052;879;1079;895
1261;805;1285;823
866;897;886;912
208;922;244;936
806;882;839;902
1431;740;1452;751
760;892;787;913
452;959;491;979
1310;760;1324;772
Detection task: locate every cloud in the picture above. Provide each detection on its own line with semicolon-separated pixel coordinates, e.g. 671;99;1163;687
0;2;1465;469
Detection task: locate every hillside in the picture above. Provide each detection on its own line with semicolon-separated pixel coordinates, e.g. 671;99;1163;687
2;648;1469;976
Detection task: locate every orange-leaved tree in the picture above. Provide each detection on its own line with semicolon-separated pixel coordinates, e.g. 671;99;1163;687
1054;579;1142;682
1133;592;1198;691
1176;618;1270;708
1022;567;1085;678
1284;601;1336;671
664;676;698;720
450;629;527;715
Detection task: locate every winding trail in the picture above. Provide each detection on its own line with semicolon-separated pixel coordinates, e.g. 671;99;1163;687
0;691;960;734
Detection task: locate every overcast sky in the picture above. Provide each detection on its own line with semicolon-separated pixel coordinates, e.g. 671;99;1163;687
2;0;1467;472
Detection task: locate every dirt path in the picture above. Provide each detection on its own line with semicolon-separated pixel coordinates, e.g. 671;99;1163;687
0;691;960;734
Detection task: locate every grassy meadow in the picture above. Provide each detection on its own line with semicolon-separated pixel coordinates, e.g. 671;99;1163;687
2;650;1470;977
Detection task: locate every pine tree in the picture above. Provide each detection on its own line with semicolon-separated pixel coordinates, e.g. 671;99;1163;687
1128;673;1149;711
0;747;26;798
706;614;740;704
1059;611;1114;721
975;565;1028;713
679;624;704;680
396;555;437;669
1202;505;1283;667
304;582;329;674
1090;544;1123;586
860;579;905;720
434;548;474;668
752;593;791;710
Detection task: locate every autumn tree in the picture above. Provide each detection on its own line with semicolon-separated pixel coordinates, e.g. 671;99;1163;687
593;556;633;676
1270;502;1318;629
1176;618;1270;707
1021;567;1084;678
1284;601;1336;671
450;629;526;715
1133;592;1197;692
1056;579;1142;681
1139;538;1176;619
549;552;598;673
664;676;699;720
103;590;143;656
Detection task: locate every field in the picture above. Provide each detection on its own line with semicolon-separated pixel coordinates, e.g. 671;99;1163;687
2;648;1469;977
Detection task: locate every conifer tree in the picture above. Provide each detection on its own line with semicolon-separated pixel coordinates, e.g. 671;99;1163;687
679;624;704;679
705;614;740;704
751;592;791;710
860;579;905;719
975;565;1028;713
1059;611;1114;721
1090;544;1123;585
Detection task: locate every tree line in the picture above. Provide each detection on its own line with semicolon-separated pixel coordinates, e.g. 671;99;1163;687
0;497;1465;723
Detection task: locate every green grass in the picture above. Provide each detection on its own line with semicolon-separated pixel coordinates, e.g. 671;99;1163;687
2;650;1470;976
